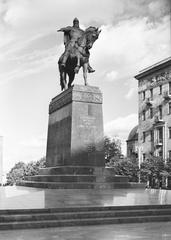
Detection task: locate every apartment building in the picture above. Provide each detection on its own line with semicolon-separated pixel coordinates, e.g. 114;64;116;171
134;57;171;164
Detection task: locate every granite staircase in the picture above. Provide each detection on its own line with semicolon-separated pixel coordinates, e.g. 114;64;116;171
0;205;171;230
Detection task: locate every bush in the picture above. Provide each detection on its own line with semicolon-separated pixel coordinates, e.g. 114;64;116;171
6;157;46;185
107;157;139;182
140;156;165;182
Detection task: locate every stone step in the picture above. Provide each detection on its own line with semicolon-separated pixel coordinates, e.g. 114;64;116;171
24;174;129;183
1;209;171;222
1;204;171;215
39;166;95;175
0;215;171;230
39;166;127;178
25;175;96;183
17;180;132;189
58;158;105;167
18;166;131;189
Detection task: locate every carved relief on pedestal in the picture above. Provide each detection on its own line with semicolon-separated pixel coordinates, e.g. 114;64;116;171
49;91;72;113
73;91;102;104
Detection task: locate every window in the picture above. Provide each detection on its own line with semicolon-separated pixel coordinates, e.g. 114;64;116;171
150;130;154;142
169;150;171;160
143;153;146;161
159;105;162;119
142;91;145;100
169;82;171;95
158;127;163;142
142;111;146;121
169;127;171;139
169;102;171;115
143;132;146;142
150;89;153;100
150;108;153;119
159;85;162;95
159;151;163;157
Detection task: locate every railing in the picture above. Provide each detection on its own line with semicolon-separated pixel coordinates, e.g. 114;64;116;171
155;139;163;146
145;97;152;106
163;91;171;101
154;116;164;123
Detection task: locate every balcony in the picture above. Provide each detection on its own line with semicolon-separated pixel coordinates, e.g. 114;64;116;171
155;139;163;147
145;98;152;107
154;116;164;125
163;91;171;101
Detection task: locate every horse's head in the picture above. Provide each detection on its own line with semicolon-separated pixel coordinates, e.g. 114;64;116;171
85;27;101;49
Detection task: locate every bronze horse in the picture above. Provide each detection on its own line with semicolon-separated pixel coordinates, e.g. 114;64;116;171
58;27;101;91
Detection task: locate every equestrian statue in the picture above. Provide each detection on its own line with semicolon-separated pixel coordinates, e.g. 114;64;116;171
57;18;101;91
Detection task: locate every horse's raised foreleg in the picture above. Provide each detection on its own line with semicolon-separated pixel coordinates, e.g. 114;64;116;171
83;63;88;86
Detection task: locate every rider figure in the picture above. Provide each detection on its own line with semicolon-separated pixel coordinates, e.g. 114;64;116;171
57;18;95;73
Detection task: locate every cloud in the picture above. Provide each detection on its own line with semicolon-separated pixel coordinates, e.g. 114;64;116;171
0;44;62;86
89;14;170;92
104;113;138;136
93;15;170;68
125;78;138;99
20;136;46;148
2;135;46;173
1;0;170;48
104;113;138;154
148;0;171;20
2;0;170;29
106;70;118;82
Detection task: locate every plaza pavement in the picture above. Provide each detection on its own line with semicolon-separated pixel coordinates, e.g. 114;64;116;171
1;186;171;210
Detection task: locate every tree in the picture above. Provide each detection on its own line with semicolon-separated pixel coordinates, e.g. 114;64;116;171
108;157;139;182
24;157;46;177
140;156;170;188
140;156;165;180
104;136;122;164
6;162;26;186
6;157;46;186
104;136;139;182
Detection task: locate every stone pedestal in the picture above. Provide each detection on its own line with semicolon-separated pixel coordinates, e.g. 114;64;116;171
46;85;104;167
18;84;140;189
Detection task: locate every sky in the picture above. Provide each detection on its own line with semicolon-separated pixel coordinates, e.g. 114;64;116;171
0;0;170;173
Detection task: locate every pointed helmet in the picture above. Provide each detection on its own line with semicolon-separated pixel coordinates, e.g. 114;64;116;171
73;17;79;24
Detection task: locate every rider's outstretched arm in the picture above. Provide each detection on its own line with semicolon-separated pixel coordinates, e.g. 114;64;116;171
57;26;72;32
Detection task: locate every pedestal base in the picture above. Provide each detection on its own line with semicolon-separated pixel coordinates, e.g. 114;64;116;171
17;165;142;189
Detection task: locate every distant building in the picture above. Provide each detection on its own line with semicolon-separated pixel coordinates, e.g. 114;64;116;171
0;136;3;185
128;57;171;164
126;125;138;159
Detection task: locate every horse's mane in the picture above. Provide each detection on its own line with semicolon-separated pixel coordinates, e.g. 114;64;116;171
85;26;97;33
77;26;98;46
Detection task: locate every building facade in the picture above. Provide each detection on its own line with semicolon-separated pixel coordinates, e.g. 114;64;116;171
126;125;138;159
134;57;171;164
